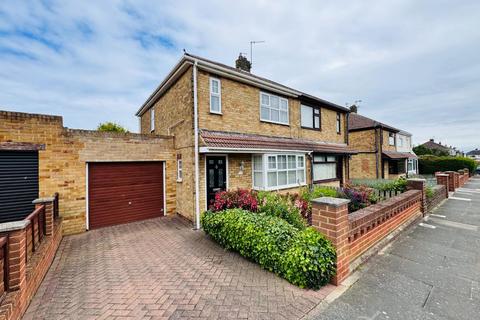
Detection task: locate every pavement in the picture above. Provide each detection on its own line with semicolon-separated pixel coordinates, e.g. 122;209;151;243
24;215;335;320
308;177;480;320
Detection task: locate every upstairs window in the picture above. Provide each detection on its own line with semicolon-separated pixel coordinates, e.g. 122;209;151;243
210;77;221;114
398;137;404;147
389;132;395;146
336;112;341;134
301;104;320;130
260;92;289;125
150;108;155;132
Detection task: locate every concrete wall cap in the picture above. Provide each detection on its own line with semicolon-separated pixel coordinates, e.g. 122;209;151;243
406;178;426;182
312;197;351;207
435;173;449;177
32;197;56;204
0;220;31;232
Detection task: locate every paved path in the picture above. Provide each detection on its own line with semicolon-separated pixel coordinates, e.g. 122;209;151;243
24;216;334;320
310;177;480;320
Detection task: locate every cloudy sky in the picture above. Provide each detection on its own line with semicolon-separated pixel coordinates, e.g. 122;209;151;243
1;1;479;151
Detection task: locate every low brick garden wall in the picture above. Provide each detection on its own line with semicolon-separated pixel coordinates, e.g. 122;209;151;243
426;185;447;212
0;197;62;320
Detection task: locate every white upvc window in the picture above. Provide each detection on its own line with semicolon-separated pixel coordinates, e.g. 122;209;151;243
177;158;183;181
210;77;221;114
252;154;305;190
260;92;289;125
313;154;338;181
388;132;395;146
150;108;155;132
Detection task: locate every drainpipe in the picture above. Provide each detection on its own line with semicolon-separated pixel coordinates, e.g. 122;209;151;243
193;60;201;230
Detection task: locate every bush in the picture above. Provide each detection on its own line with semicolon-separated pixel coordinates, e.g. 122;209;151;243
201;209;336;289
209;189;258;212
350;177;407;192
425;185;434;199
257;191;306;230
299;186;339;201
282;228;337;289
338;184;375;212
419;155;476;175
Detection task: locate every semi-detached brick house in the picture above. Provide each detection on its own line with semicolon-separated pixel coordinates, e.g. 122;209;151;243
136;53;356;228
348;111;418;180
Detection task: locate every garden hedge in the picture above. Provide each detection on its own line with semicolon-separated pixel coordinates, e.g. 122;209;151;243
201;209;336;289
418;155;476;175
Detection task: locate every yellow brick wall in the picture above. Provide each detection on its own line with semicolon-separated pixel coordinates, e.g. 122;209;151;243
140;67;196;221
382;129;397;151
1;111;176;235
196;70;347;143
349;153;378;179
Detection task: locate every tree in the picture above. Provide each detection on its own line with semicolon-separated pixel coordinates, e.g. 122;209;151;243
413;145;449;157
97;122;128;133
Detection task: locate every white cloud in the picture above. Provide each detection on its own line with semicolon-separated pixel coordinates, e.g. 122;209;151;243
0;0;479;150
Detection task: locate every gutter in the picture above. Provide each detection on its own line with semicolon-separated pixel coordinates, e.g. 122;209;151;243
193;60;201;230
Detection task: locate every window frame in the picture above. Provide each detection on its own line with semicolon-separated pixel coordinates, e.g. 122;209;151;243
177;158;183;182
300;103;321;130
150;108;155;132
209;77;222;114
336;112;341;134
252;154;306;191
388;132;396;146
259;92;289;125
312;154;339;183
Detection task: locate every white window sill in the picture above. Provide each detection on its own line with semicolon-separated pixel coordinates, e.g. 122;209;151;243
177;179;183;183
210;111;223;115
253;182;307;191
260;119;290;126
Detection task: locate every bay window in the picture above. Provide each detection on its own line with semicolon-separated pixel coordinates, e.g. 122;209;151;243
260;92;289;125
253;154;305;190
313;154;338;181
301;104;320;129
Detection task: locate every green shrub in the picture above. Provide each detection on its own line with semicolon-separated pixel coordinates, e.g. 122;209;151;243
350;177;407;192
419;155;476;175
300;186;339;201
425;185;434;199
201;209;336;289
257;191;306;230
282;228;337;289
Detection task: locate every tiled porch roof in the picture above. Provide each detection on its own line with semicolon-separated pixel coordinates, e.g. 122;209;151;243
382;151;417;160
200;129;357;154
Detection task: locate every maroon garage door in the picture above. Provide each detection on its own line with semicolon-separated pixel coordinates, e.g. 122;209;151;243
88;162;165;229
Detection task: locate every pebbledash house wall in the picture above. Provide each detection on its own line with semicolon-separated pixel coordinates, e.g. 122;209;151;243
140;66;349;216
1;111;176;235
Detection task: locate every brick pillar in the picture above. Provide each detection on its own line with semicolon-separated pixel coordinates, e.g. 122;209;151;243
32;197;55;236
445;171;456;191
453;172;460;189
464;168;470;177
311;197;351;285
458;170;465;186
3;221;30;291
435;173;449;198
407;179;427;215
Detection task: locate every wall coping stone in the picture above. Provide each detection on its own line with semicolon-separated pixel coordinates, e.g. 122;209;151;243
312;197;350;207
406;178;427;182
435;173;449;177
32;197;55;204
0;220;30;233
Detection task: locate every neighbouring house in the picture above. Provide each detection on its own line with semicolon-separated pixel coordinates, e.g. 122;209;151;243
467;148;480;161
418;139;463;156
136;53;356;228
348;111;417;179
0;110;176;234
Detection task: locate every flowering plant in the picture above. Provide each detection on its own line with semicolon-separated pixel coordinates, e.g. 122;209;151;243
209;189;258;212
339;184;375;212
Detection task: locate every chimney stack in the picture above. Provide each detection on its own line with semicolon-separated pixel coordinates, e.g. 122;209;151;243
235;54;251;72
430;139;434;142
349;105;358;113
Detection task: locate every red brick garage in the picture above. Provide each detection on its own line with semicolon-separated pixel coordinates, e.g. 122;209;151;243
87;162;165;229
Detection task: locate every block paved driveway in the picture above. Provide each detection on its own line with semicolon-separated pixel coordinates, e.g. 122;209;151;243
309;177;480;320
24;216;335;319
